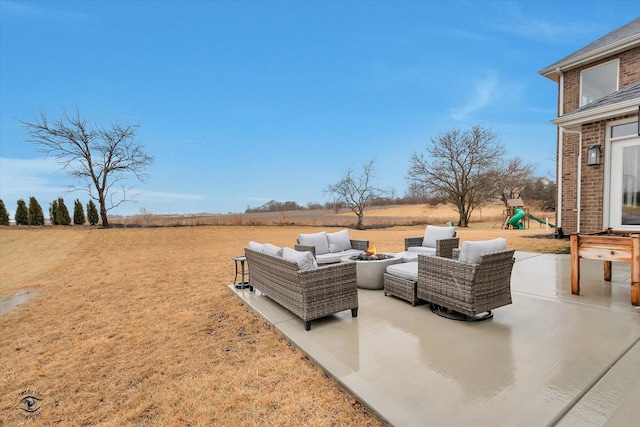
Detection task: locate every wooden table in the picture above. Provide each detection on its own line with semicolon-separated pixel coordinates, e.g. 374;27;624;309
570;232;640;306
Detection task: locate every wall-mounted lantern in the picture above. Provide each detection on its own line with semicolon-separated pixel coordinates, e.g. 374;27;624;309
587;145;601;166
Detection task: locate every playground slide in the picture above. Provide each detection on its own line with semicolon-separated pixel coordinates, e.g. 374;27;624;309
528;213;556;228
508;208;526;230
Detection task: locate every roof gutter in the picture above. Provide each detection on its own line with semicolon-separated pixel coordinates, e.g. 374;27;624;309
539;34;640;81
551;99;640;130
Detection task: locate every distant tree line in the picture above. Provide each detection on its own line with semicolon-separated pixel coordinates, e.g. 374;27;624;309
0;197;100;226
244;178;555;216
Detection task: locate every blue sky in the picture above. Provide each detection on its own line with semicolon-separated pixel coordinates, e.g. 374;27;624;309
0;1;637;216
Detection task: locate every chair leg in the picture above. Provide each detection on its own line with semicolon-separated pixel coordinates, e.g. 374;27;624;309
304;321;311;331
351;308;358;318
430;303;493;322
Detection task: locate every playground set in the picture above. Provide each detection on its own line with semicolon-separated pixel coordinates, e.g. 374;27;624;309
498;198;555;230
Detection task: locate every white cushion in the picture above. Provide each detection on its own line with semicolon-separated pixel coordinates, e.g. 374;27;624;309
262;243;283;257
406;246;436;256
458;238;507;264
422;225;456;248
298;232;330;255
282;247;317;270
386;262;418;282
315;248;363;264
248;241;264;252
327;229;352;253
394;251;418;262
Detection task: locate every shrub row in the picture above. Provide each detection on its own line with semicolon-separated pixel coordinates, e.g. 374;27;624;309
0;198;99;226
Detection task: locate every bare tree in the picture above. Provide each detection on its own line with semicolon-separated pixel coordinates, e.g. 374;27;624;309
488;157;537;205
407;125;504;227
21;109;154;227
325;158;386;229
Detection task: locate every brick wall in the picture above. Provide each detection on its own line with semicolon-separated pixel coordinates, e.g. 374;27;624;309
560;132;579;233
579;122;605;233
557;46;640;234
561;114;639;234
620;47;640;86
562;46;640;113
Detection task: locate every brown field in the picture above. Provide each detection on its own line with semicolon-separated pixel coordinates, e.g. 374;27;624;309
113;201;554;228
0;205;565;425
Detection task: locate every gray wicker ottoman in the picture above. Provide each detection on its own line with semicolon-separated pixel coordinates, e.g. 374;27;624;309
383;262;421;306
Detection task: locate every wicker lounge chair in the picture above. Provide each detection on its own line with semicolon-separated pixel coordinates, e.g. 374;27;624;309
416;247;515;321
244;248;358;331
403;236;459;258
403;225;459;260
384;236;459;305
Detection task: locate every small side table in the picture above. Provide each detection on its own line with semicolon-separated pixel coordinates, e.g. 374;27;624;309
232;256;251;290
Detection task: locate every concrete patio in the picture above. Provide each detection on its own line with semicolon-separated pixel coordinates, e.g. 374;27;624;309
230;252;640;426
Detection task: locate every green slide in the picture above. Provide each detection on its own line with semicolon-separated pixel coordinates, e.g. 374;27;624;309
528;213;556;228
508;208;526;230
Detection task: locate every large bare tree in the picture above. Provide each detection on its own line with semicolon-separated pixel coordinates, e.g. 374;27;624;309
407;125;504;227
325;158;386;229
22;110;154;227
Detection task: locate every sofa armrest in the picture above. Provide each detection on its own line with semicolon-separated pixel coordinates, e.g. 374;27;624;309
295;244;316;255
299;261;357;290
435;238;459;259
350;239;369;251
404;236;423;250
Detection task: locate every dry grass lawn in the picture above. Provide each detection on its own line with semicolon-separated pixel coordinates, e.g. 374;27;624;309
0;205;566;425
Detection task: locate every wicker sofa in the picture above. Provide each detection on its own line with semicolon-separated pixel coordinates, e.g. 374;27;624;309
244;247;359;331
295;229;368;264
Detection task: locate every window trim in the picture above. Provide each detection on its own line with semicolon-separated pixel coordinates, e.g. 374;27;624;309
579;59;619;107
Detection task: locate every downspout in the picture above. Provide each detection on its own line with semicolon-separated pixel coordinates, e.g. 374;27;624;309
556;67;564;231
563;128;583;233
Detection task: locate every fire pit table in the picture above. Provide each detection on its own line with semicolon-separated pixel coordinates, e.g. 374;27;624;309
341;251;403;290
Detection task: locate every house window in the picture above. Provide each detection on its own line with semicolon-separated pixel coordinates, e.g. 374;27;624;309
580;60;618;106
611;121;638;138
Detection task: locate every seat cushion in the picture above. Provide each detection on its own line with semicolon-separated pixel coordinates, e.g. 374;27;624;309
386;262;418;282
459;238;507;264
298;232;330;255
315;248;363;264
406;246;436;256
327;229;352;253
422;225;456;248
282;247;317;270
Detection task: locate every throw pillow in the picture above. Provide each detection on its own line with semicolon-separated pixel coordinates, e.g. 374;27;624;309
422;225;456;248
282;247;318;270
263;243;283;257
297;231;330;255
327;229;352;253
458;238;507;264
248;241;264;252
